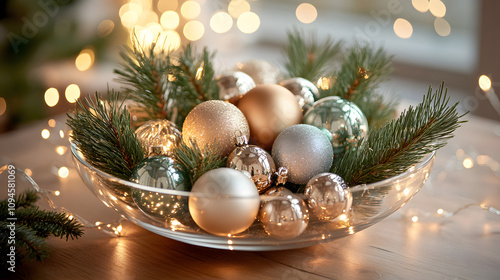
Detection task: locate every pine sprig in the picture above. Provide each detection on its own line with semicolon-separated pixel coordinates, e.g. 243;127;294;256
332;83;467;186
320;44;393;102
173;139;227;188
114;40;170;120
66;91;145;180
168;44;220;128
355;93;399;128
283;30;343;84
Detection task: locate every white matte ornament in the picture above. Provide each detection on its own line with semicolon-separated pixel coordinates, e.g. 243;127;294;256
272;124;334;184
188;168;260;236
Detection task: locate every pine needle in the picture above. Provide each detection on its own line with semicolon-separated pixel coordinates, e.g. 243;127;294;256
332;82;467;186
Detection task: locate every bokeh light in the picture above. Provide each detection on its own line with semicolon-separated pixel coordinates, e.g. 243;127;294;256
296;3;318;24
58;166;69;178
121;10;139;29
429;0;446;18
228;0;250;19
97;20;115;38
393;18;413;39
434;18;451;37
463;158;474;169
183;21;205;41
157;0;178;13
0;97;6;116
160;11;180;29
44;88;59;107
181;1;201;20
479;75;492;91
41;129;50;139
48;119;56;127
155;30;181;53
210;12;233;33
65;84;80;103
75;49;95;71
412;0;429;13
237;12;260;34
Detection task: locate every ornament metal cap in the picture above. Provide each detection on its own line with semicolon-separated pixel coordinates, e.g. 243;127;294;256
148;145;168;157
275;167;289;185
234;130;249;147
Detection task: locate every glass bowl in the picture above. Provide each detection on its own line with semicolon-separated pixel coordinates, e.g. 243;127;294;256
70;141;435;251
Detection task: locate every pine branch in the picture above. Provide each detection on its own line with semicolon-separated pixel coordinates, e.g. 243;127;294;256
66;91;145;180
355;93;399;128
168;44;220;128
114;40;170;120
15;207;84;240
173;139;226;188
320;44;393;102
332;83;467;186
0;223;48;264
283;29;343;84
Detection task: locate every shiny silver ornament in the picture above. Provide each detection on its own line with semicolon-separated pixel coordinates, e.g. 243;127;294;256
135;119;182;157
305;173;352;221
303;96;368;155
272;124;334;185
259;189;309;239
130;156;187;220
235;60;281;85
217;71;256;103
280;77;319;111
227;134;276;194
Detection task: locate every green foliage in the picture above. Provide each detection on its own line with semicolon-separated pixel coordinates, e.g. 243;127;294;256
0;190;83;269
66;91;145;179
332;83;467;186
173;139;227;189
168;44;220;128
283;30;343;84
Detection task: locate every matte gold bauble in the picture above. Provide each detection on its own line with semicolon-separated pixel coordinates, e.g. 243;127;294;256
237;84;303;150
182;100;250;157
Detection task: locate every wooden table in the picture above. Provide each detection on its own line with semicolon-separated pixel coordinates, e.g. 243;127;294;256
1;113;499;280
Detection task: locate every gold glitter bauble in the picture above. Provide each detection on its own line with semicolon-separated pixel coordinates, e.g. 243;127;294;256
237;84;303;150
182;100;250;157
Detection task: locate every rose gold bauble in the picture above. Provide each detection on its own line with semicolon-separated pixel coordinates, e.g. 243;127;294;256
237;84;302;150
182;100;250;156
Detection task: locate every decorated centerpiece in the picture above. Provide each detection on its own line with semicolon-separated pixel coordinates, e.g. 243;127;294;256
67;31;465;250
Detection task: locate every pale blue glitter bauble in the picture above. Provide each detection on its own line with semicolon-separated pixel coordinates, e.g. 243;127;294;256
271;124;334;185
303;96;368;154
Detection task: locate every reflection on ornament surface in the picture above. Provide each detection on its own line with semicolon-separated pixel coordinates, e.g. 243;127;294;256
135;119;181;157
235;60;281;85
217;71;256;104
305;172;352;221
280;77;319;111
303;96;368;155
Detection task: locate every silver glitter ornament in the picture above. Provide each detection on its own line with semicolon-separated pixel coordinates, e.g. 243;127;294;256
305;173;352;221
130;156;187;220
280;77;319;111
217;71;256;103
227;134;276;194
259;188;309;239
235;60;281;85
272;124;334;185
303;96;368;154
135;119;182;157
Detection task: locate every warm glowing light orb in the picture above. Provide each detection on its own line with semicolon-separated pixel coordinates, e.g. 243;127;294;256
75;49;95;71
58;167;69;178
296;3;318;24
463;158;474;169
98;20;115;37
65;84;80;103
429;0;446;18
210;12;233;33
393;18;413;39
434;18;451;37
181;1;201;19
228;0;250;18
183;21;205;41
412;0;429;13
44;88;59;107
160;11;180;29
479;75;492;91
157;0;178;13
41;129;50;139
237;12;260;34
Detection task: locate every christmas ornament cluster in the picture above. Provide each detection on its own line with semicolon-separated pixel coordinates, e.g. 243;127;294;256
129;60;367;238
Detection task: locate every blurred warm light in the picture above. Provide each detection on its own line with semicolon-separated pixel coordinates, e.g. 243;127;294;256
196;67;204;80
41;129;50;139
137;10;159;26
437;208;444;215
160;11;180;29
44;88;59;107
339;214;347;221
54;190;61;196
317;77;333;90
97;20;114;38
412;0;429;13
429;0;446;18
479;75;492;91
434;18;451;37
183;21;205;41
56;146;67;155
0;97;6;116
58;167;69;178
228;0;250;18
75;49;95;71
158;0;178;12
181;1;201;20
477;155;489;165
121;10;139;29
210;12;233;33
463;158;474;169
59;130;65;138
24;169;32;176
48;119;56;127
393;18;413;39
296;3;318;24
65;84;80;103
119;2;142;18
411;216;419;223
237;12;260;34
155;30;181;53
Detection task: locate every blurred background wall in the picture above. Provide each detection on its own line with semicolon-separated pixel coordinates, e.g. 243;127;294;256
0;0;498;133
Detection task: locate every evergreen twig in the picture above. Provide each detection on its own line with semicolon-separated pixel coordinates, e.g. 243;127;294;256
66;91;145;180
283;29;343;84
173;139;227;188
332;83;467;186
